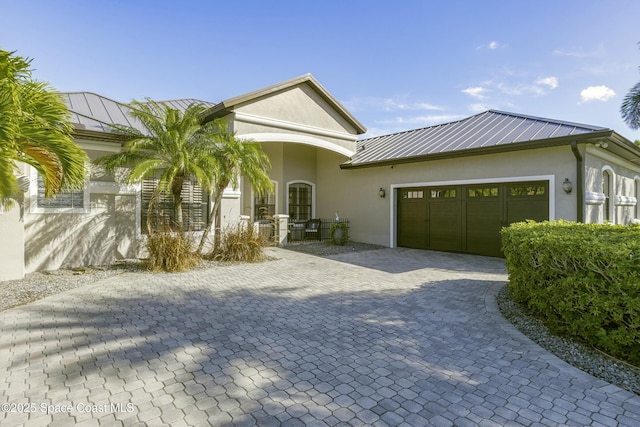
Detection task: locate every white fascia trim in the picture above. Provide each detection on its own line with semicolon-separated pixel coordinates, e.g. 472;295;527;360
389;175;556;248
239;132;355;157
586;145;640;172
234;111;358;144
75;138;122;153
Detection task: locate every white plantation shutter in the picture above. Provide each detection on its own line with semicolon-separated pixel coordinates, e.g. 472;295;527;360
141;176;208;232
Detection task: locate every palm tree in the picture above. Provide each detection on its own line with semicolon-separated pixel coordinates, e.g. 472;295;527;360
621;81;640;130
0;49;87;207
197;133;273;254
621;43;640;130
95;100;226;232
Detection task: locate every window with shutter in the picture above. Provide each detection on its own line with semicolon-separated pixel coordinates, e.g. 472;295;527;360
141;176;208;232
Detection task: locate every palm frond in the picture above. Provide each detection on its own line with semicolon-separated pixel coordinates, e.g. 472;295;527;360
621;82;640;130
1;49;87;198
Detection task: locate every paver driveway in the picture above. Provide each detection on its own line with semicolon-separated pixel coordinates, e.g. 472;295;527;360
1;247;639;426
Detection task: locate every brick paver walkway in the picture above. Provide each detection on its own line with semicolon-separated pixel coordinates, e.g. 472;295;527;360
1;248;639;426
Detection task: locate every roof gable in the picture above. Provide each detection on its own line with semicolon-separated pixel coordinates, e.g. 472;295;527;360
202;74;366;134
343;110;612;168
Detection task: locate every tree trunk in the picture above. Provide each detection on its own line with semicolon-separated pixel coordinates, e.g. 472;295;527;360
197;181;226;255
171;177;184;231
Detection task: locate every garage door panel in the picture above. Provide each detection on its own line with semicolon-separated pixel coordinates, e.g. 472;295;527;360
507;200;548;223
397;188;428;249
429;200;462;252
506;182;549;224
466;200;503;257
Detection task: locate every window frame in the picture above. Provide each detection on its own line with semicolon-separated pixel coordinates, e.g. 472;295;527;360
635;176;640;219
286;180;315;222
253;180;278;221
602;167;614;223
29;168;90;214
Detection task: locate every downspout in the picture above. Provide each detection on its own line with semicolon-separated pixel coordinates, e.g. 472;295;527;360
571;141;584;222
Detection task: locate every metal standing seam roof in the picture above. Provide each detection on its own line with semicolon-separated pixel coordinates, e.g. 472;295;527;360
60;92;216;136
344;110;611;168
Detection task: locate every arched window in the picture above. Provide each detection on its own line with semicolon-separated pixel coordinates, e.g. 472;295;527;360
635;177;640;219
602;168;613;223
288;182;313;221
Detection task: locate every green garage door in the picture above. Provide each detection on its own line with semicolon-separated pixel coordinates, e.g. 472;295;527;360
397;188;427;249
428;187;462;252
466;185;503;257
397;181;549;257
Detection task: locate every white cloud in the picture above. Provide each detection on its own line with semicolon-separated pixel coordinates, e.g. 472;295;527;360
342;96;443;112
468;103;492;113
362;114;466;137
553;44;605;58
465;76;557;100
462;86;488;99
537;76;558;89
580;85;616;102
381;98;442;111
375;114;465;126
478;41;503;50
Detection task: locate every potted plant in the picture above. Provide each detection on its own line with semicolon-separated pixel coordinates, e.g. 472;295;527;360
330;221;348;246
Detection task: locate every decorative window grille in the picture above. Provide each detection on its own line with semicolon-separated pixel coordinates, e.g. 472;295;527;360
288;183;312;221
254;190;276;220
36;175;85;209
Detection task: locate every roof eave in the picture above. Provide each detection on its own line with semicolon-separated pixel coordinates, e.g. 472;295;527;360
72;126;128;144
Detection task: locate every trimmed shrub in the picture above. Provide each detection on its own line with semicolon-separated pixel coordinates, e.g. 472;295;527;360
501;220;640;365
146;232;201;272
211;223;268;263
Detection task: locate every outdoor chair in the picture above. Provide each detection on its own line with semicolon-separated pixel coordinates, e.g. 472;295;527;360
305;219;322;240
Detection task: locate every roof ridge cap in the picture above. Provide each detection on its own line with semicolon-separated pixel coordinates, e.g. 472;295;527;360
60;91;131;107
485;109;608;130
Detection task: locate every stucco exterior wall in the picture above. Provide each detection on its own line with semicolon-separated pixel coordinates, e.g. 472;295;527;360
236;85;359;135
583;145;640;224
241;142;320;220
317;146;579;247
23;141;139;273
24;192;138;273
0;205;25;281
230;86;358;155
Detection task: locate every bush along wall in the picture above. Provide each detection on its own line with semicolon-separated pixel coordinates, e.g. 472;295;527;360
501;220;640;366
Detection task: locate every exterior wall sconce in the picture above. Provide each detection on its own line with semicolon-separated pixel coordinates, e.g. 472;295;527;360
379;188;386;198
562;178;573;194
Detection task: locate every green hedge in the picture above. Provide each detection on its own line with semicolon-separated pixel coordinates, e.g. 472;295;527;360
501;220;640;365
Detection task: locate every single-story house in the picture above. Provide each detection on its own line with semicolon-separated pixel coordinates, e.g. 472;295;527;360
3;73;640;280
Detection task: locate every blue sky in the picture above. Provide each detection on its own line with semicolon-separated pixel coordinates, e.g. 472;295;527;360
2;0;640;140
